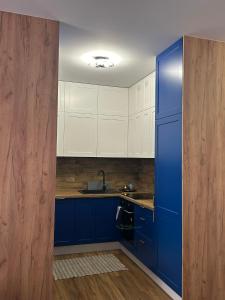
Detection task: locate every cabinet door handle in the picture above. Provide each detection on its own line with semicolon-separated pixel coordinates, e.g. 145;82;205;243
123;210;133;214
139;239;145;245
139;217;145;221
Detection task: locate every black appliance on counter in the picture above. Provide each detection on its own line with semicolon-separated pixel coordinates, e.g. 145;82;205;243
116;199;134;243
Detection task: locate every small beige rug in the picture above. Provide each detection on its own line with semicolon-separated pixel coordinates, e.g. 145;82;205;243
53;254;128;280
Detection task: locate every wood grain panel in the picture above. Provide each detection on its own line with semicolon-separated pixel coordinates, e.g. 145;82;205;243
0;11;59;300
183;36;225;300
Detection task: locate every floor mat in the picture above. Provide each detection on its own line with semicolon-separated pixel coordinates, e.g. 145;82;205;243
53;253;128;280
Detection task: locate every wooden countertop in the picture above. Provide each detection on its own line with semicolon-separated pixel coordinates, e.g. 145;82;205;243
56;189;120;199
55;189;154;211
121;195;154;210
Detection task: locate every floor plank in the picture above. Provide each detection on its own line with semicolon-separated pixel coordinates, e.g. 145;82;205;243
53;250;171;300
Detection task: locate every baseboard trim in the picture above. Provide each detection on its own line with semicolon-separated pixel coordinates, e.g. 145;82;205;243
54;242;120;255
120;244;182;300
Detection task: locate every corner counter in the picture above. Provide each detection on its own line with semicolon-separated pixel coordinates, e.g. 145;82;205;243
55;189;154;211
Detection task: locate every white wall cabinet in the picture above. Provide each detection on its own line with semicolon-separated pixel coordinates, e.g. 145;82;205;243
128;85;136;116
128;108;155;158
57;82;65;157
128;72;155;158
64;113;97;157
57;112;64;157
136;79;145;113
128;71;155;115
57;74;155;158
58;81;65;112
151;108;155;157
98;86;128;116
65;82;98;114
128;113;143;157
97;116;128;157
142;108;155;158
144;72;155;109
127;116;135;157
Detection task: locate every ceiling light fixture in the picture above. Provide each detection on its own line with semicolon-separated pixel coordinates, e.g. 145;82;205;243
81;51;121;69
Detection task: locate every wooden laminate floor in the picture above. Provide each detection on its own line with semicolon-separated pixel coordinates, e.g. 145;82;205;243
53;250;171;300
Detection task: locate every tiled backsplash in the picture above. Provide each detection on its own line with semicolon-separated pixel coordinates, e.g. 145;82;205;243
56;157;154;193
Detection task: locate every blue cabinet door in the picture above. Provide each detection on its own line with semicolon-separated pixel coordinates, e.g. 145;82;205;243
135;232;155;270
156;38;183;119
156;207;182;295
155;114;182;295
74;199;95;245
54;199;75;246
135;206;155;238
155;114;182;212
135;206;156;270
94;198;119;243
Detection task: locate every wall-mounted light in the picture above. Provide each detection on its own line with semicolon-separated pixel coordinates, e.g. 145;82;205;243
81;51;121;69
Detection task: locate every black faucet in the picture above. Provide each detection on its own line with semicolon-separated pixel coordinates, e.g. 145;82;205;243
98;170;106;192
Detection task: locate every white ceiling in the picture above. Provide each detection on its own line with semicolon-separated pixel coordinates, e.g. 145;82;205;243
1;0;225;87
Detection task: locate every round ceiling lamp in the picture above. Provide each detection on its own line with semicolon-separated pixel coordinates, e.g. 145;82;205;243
81;51;121;69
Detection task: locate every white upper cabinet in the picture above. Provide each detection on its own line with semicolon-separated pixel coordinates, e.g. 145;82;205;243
58;81;65;112
57;78;155;158
57;82;65;156
97;115;128;157
128;113;143;158
136;79;145;113
144;72;156;109
133;113;143;157
127;72;155;158
56;112;64;157
64;113;97;157
98;86;128;116
129;71;155;114
128;116;136;157
142;108;155;158
128;85;136;116
128;109;155;158
65;82;98;114
151;108;155;157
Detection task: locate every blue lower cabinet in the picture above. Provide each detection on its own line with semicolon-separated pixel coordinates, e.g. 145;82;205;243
94;198;119;243
134;206;156;270
54;199;75;246
156;207;182;295
119;203;156;270
135;232;155;270
120;239;136;255
54;197;120;246
135;206;155;237
74;199;95;244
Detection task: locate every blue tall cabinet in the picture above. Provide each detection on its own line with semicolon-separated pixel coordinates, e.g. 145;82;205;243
155;38;183;295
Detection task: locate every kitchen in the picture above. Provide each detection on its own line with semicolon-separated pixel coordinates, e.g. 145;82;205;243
1;2;225;300
54;60;159;298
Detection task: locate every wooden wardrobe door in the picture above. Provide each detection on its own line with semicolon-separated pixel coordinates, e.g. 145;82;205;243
183;36;225;300
0;11;59;300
